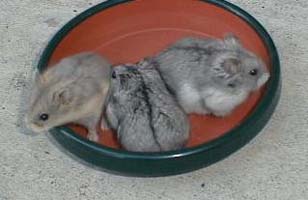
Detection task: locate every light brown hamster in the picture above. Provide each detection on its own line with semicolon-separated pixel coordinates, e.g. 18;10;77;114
25;52;111;141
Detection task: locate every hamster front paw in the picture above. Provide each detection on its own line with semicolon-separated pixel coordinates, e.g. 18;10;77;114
87;130;99;142
100;118;110;131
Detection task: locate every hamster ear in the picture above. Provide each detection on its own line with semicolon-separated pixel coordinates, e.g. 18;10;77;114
137;57;152;68
52;88;73;106
137;57;158;70
222;58;242;75
34;70;51;85
224;34;242;49
34;72;43;84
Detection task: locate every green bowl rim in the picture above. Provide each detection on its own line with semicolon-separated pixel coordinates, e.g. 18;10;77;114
38;0;281;161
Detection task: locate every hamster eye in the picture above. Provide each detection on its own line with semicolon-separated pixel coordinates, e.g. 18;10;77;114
39;113;49;121
111;71;116;79
228;83;235;88
249;69;258;76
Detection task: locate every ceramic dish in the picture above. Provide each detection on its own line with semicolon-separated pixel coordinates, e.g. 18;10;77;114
38;0;281;177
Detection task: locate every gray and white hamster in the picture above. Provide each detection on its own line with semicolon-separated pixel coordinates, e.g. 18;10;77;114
153;34;270;116
104;62;190;152
26;52;111;141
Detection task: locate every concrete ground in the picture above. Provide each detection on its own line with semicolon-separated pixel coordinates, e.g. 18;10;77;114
0;0;307;199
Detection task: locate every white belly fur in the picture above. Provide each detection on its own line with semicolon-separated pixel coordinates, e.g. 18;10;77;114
178;84;248;116
202;88;249;116
178;83;209;114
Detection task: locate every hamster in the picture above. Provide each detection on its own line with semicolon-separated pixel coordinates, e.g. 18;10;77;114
153;34;270;116
26;52;111;141
104;62;190;152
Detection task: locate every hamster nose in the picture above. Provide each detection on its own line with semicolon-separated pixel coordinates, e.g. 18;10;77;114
29;122;45;133
256;72;270;89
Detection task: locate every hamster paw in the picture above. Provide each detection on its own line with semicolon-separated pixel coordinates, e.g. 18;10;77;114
100;118;110;131
87;131;99;142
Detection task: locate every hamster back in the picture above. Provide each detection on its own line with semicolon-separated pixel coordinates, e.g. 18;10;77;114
106;64;189;152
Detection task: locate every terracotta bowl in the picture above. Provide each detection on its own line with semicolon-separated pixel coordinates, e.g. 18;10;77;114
38;0;281;177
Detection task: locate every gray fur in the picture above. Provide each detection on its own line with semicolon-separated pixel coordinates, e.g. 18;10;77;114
26;52;111;141
105;63;190;152
153;34;270;116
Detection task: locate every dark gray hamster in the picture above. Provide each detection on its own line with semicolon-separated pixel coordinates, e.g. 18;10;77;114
153;34;270;116
104;62;190;152
26;52;111;141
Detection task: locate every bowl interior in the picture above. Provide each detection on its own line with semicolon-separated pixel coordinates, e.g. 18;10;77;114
47;0;271;149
